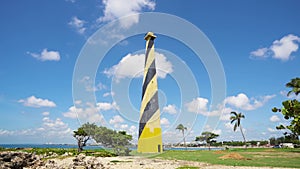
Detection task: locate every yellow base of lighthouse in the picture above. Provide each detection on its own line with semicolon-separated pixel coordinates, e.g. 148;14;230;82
137;32;163;153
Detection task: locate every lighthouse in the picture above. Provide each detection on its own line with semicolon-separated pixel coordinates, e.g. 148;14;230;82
137;32;163;153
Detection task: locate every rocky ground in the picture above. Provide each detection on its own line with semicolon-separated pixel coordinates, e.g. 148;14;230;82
0;151;297;169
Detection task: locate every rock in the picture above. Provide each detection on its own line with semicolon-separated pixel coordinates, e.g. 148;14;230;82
0;151;44;169
0;151;108;169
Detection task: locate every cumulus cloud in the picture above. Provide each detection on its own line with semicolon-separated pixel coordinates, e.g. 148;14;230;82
212;129;222;135
224;122;234;129
185;97;209;114
120;124;128;129
18;96;56;108
0;129;14;136
185;97;228;117
251;34;300;61
162;104;178;114
104;52;173;82
160;117;170;126
250;47;269;58
280;90;300;100
63;101;119;123
98;0;155;29
270;115;280;122
219;107;236;121
109;115;124;125
69;16;86;34
97;102;119;111
79;76;106;92
185;93;274;119
65;0;76;3
123;125;138;140
103;91;115;97
267;127;277;133
42;117;68;130
0;117;71;139
42;111;50;116
271;34;300;61
224;93;275;111
27;49;60;61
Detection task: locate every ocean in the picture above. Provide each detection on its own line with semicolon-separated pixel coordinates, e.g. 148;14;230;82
0;144;103;150
0;144;223;151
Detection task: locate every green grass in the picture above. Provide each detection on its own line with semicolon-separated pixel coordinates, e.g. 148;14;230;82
152;148;300;168
0;147;116;158
176;167;199;169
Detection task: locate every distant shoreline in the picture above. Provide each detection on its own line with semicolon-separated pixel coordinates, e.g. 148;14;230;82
0;144;228;151
0;144;103;150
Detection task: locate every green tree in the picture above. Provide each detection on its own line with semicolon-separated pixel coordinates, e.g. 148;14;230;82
272;77;300;137
176;124;187;150
195;131;219;150
93;126;132;155
73;123;97;152
230;111;246;147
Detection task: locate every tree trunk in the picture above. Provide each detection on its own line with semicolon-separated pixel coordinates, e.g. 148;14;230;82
240;125;246;148
182;131;187;150
77;140;83;152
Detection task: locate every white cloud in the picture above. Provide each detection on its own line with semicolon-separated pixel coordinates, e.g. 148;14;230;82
270;115;280;122
212;129;222;135
103;91;115;97
97;102;119;111
69;16;86;34
185;97;208;113
74;100;82;105
104;52;173;82
185;97;213;116
18;96;56;108
28;49;60;61
109;115;124;128
162;104;177;114
160;117;170;126
202;125;222;135
271;34;300;61
120;124;128;129
185;97;225;117
42;111;50;116
250;47;269;58
127;125;138;140
79;76;106;92
0;117;71;139
65;0;76;3
109;115;124;124
185;93;274;119
251;34;300;61
0;129;14;136
280;90;300;100
63;101;118;123
224;93;275;111
267;127;277;133
42;117;68;131
224;122;234;129
99;0;155;29
219;107;235;121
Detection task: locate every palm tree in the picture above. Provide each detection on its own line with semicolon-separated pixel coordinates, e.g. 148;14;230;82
286;77;300;96
176;124;187;150
230;111;246;147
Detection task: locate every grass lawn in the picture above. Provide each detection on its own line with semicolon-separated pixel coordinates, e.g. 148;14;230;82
0;147;116;158
152;148;300;168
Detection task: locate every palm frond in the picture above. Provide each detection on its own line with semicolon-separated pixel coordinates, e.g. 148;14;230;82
233;123;238;131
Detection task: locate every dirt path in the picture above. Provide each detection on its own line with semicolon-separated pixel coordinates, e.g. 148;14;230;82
49;156;297;169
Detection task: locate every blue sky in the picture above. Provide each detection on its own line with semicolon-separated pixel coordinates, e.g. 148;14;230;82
0;0;300;144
